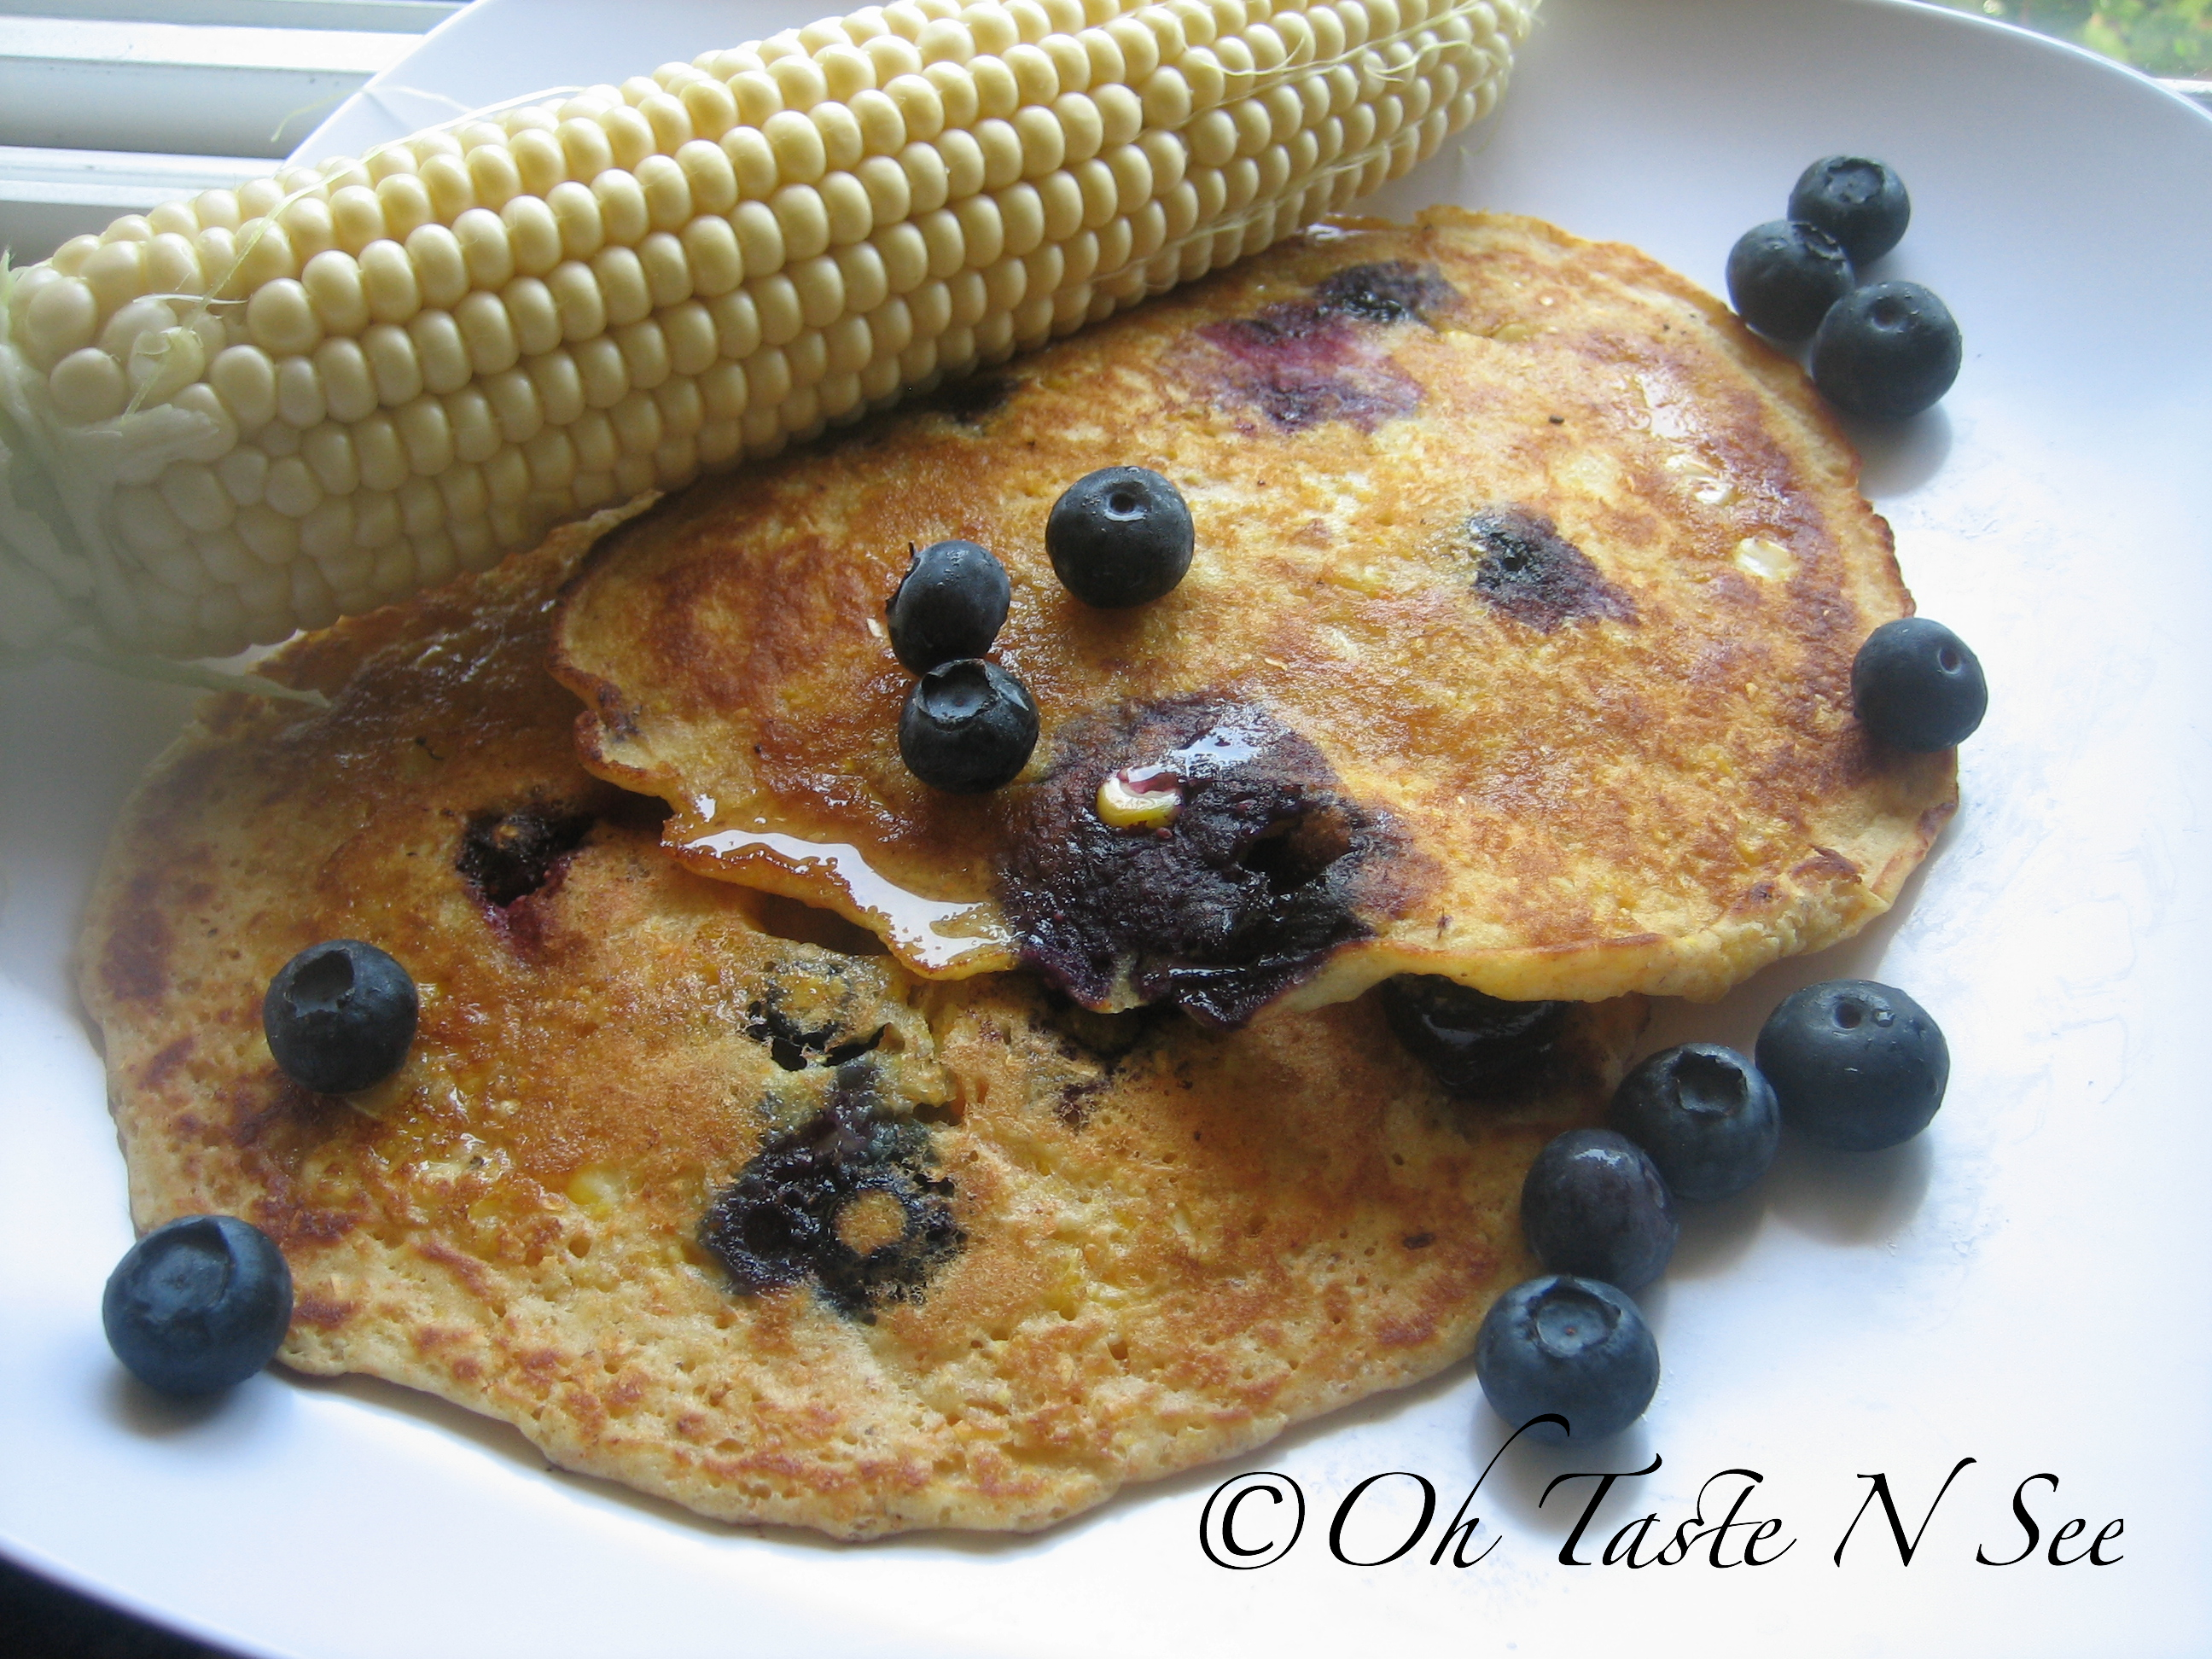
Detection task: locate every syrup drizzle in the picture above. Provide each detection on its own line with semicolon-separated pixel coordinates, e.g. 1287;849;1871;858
684;826;1010;973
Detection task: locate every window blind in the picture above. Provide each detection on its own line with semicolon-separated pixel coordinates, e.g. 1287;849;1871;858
0;0;458;264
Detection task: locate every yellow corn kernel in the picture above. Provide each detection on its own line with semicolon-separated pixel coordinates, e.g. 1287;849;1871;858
275;356;327;428
311;339;375;425
302;251;370;335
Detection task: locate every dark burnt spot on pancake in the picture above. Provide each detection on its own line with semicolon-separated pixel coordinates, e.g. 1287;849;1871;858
1457;508;1638;632
744;993;887;1073
138;1033;195;1091
98;871;172;1003
921;373;1020;427
1377;975;1572;1099
1191;261;1455;433
999;696;1400;1028
458;807;595;908
291;1290;359;1330
227;1071;347;1150
742;958;892;1070
1790;847;1862;886
700;1060;963;1321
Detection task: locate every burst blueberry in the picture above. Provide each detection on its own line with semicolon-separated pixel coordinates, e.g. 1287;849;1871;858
103;1215;293;1395
263;938;417;1094
1756;980;1949;1150
1609;1044;1779;1202
1726;220;1854;342
1520;1127;1678;1291
1811;282;1962;420
1853;617;1987;751
1045;466;1195;608
899;658;1039;793
1475;1275;1660;1445
885;538;1011;672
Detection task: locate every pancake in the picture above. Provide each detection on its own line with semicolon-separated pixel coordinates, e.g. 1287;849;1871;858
79;540;1644;1538
553;207;1955;1026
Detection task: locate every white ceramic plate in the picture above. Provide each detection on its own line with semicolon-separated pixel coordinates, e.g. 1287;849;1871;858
6;2;2210;1654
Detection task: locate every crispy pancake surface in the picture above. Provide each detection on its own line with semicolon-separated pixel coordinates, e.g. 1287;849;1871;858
556;208;1954;1022
80;544;1642;1538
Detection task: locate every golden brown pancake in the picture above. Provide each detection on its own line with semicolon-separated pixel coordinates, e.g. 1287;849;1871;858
554;208;1955;1026
79;541;1643;1538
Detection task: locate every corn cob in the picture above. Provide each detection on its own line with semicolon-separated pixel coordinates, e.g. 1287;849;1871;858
0;0;1537;662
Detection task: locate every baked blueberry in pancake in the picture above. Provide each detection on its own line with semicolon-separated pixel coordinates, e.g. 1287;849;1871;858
79;538;1644;1538
552;208;1955;1022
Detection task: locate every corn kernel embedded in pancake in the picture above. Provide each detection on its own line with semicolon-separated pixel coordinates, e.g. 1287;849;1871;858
1094;765;1183;830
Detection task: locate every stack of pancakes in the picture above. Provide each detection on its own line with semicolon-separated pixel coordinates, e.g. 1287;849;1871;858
80;208;1952;1537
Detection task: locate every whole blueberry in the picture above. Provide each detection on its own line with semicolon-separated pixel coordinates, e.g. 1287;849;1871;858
1756;980;1948;1151
1853;617;1988;752
1788;155;1912;265
103;1215;293;1395
1378;975;1567;1095
264;939;417;1094
1609;1044;1779;1202
1045;466;1195;608
1476;1275;1660;1445
899;658;1039;793
1726;220;1854;342
884;538;1011;672
1811;282;1962;420
1521;1127;1678;1291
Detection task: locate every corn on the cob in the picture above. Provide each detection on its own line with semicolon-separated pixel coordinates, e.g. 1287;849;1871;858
0;0;1536;662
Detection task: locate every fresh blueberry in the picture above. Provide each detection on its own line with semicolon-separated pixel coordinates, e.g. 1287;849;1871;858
884;538;1011;672
1521;1128;1678;1291
1609;1044;1779;1202
103;1215;293;1394
1475;1275;1660;1445
899;658;1039;793
1725;220;1854;343
264;939;417;1094
1811;282;1962;420
1853;617;1987;752
1756;980;1949;1151
1377;975;1567;1095
1045;466;1195;608
1788;155;1912;265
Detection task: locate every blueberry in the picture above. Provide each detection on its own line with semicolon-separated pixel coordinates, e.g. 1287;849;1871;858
1045;466;1195;608
1810;282;1962;420
1475;1275;1660;1445
1609;1044;1779;1202
898;658;1039;793
103;1215;293;1394
1520;1128;1677;1291
264;939;418;1094
1852;617;1987;752
1756;980;1948;1151
1725;220;1854;343
1788;156;1911;265
884;538;1011;672
1377;975;1567;1095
